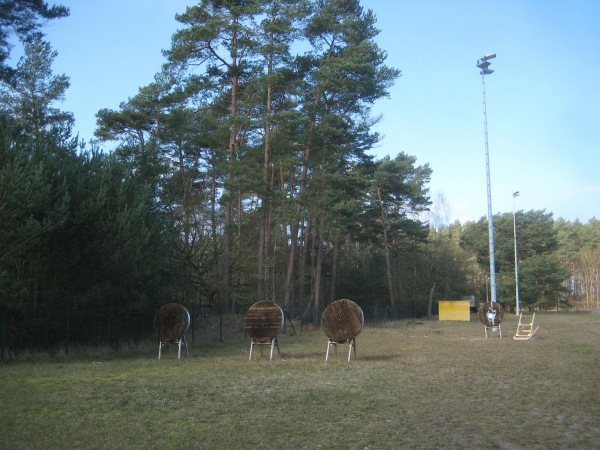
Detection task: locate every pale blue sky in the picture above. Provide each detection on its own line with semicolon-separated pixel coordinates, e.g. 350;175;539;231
34;0;600;224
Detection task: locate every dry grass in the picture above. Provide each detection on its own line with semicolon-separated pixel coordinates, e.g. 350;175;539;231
1;313;599;449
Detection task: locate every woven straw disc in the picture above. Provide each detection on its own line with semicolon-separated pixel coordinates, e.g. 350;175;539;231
243;301;284;339
477;301;504;327
321;299;364;343
153;303;190;342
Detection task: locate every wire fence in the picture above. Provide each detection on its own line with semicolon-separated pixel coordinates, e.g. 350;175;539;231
0;301;436;362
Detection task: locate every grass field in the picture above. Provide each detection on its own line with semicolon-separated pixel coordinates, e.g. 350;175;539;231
1;313;599;449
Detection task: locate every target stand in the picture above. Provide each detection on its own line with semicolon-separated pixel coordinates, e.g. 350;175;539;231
158;335;189;360
249;336;280;361
484;324;502;338
321;299;364;362
244;301;284;361
478;302;504;338
153;303;191;360
325;337;356;363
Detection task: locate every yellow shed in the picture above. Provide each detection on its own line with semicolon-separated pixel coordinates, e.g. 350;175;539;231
439;300;471;321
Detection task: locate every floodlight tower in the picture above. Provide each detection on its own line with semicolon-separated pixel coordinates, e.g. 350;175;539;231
513;191;521;315
477;53;498;304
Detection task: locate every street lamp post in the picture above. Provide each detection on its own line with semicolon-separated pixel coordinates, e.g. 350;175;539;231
513;191;521;315
477;53;497;304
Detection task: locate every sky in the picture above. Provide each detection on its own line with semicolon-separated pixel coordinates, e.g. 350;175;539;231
25;0;600;225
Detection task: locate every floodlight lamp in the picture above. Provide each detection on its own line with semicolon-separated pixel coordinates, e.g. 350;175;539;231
513;191;520;198
483;53;496;60
480;68;494;75
477;60;491;70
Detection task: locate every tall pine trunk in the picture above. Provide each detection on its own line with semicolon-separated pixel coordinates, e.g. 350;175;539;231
313;217;326;323
222;20;240;313
330;235;339;304
257;27;275;303
377;186;396;306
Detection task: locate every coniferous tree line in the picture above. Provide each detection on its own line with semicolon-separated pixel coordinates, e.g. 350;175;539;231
1;1;597;352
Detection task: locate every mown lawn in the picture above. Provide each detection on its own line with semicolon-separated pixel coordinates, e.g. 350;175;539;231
1;313;599;449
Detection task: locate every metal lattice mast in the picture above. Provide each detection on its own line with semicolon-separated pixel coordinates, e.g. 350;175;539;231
477;54;497;304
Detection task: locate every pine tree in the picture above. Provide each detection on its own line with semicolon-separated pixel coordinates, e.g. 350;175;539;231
1;33;72;144
166;0;263;311
367;153;431;306
0;0;68;81
283;0;400;316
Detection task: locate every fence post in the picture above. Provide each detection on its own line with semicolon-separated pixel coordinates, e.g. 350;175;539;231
191;303;195;344
219;304;223;343
65;302;70;356
283;308;287;335
115;303;120;353
0;303;5;363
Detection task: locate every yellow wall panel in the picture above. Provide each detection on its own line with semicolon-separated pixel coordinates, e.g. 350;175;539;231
439;300;470;321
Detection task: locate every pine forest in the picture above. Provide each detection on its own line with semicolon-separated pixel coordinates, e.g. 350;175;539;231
0;0;598;352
